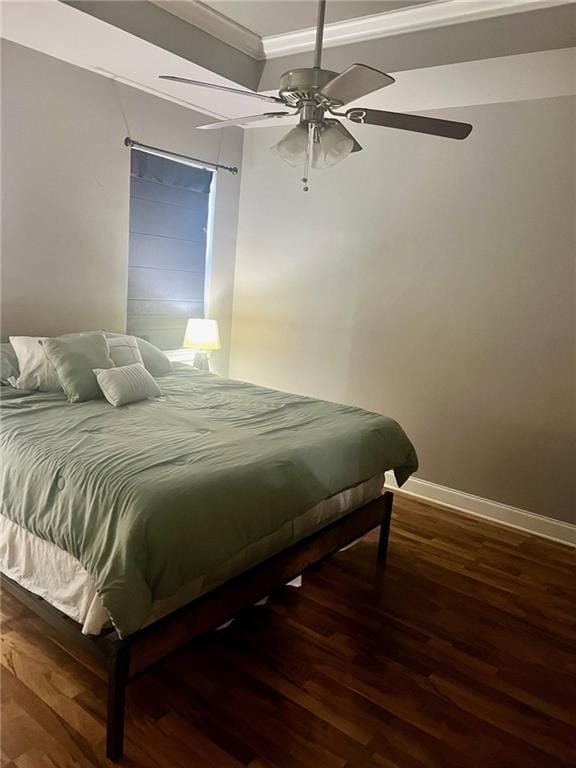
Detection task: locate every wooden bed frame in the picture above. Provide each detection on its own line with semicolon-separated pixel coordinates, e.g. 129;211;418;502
1;490;394;761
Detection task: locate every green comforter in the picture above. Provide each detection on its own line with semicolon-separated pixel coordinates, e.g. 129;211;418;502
0;367;417;637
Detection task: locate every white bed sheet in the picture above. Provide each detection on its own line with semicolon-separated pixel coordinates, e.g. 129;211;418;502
1;474;384;635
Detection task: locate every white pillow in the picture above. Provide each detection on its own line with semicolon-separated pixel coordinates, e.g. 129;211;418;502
94;363;161;407
106;334;145;368
9;336;62;392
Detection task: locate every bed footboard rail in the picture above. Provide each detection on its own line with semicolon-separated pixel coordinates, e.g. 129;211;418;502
2;490;394;761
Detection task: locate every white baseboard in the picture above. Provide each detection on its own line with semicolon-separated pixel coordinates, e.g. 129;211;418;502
384;473;576;547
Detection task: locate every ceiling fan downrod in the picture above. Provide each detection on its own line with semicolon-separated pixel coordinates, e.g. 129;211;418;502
301;0;326;191
314;0;327;69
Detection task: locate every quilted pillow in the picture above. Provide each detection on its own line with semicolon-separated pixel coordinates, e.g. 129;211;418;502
94;363;161;407
105;333;172;376
106;334;145;368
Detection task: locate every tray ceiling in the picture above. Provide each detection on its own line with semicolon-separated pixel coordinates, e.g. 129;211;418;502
199;0;438;38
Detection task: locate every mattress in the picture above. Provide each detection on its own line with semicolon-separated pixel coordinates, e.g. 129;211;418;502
1;366;417;636
1;474;384;635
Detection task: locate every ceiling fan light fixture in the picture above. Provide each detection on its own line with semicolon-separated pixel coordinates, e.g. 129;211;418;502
272;120;354;172
312;122;354;169
271;124;309;167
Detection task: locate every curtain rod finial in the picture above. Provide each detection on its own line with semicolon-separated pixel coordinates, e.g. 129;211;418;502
124;137;133;147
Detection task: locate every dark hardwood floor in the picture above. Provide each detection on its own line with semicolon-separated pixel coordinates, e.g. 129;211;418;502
2;495;575;768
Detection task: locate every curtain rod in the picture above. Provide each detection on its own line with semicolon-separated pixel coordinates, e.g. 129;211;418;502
124;137;238;175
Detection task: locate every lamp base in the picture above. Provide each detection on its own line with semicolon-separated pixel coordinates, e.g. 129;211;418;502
193;351;210;371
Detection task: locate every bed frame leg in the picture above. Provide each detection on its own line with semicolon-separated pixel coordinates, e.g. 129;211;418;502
106;641;130;762
377;491;393;565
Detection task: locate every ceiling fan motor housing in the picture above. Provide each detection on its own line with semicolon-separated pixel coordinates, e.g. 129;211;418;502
279;68;339;108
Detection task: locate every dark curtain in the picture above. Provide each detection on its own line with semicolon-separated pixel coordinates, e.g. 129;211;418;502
127;150;213;350
130;150;213;193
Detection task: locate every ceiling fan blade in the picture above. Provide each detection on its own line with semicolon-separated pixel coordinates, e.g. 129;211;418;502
319;64;395;106
346;108;473;139
159;76;284;104
197;112;294;130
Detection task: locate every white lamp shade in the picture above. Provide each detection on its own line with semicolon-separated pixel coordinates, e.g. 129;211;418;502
183;318;221;351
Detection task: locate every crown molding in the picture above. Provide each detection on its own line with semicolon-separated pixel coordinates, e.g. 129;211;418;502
149;0;264;59
149;0;573;63
262;0;574;58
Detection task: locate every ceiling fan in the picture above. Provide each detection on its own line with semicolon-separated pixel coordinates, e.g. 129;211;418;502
160;0;472;191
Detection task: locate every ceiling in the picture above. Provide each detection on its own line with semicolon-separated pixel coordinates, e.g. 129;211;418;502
199;0;438;37
2;0;575;128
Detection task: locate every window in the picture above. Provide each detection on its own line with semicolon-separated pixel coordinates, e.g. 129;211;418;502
127;149;213;350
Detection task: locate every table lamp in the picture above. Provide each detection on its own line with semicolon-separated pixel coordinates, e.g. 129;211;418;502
183;318;221;371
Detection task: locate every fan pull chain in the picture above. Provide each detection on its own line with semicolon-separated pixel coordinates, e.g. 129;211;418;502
302;122;316;192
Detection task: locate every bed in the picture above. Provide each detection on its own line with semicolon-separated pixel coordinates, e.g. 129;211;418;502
1;364;418;759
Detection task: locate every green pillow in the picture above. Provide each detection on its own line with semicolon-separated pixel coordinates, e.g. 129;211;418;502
0;342;19;385
41;332;115;402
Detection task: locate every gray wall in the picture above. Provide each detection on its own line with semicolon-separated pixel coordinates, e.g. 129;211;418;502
0;39;243;375
230;96;576;523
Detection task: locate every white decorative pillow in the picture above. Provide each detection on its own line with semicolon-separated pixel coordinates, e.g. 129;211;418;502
106;334;145;368
94;363;161;407
9;336;62;392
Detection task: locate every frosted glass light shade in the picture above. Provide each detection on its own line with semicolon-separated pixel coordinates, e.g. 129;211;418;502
183;318;221;351
312;122;354;169
272;122;354;169
272;124;309;167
